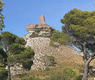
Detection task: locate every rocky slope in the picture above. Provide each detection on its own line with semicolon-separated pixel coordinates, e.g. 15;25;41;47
11;33;84;78
23;33;83;70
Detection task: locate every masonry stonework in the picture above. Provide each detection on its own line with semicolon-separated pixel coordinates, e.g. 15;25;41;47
26;15;54;37
40;15;45;24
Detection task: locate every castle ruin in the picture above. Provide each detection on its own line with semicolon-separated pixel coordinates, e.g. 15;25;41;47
26;15;54;37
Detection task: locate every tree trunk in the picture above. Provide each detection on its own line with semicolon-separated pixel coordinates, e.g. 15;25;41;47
82;57;92;80
8;64;11;80
83;42;88;62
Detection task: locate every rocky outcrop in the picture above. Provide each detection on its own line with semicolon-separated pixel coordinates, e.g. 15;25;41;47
23;15;56;70
23;33;83;70
23;34;54;70
26;15;54;37
6;63;23;76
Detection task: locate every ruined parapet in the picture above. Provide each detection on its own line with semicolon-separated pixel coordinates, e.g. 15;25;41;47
23;15;55;70
26;15;54;37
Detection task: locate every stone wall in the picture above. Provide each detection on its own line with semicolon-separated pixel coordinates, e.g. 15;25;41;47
26;24;54;37
24;35;53;70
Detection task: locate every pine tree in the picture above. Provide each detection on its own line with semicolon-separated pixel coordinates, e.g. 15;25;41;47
61;8;95;80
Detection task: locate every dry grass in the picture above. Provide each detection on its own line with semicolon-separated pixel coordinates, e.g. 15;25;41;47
53;45;84;70
12;45;85;80
13;45;95;80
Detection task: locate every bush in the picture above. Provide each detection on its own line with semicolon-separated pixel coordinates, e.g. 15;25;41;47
22;59;33;70
21;47;34;70
45;67;50;71
42;55;56;66
49;40;60;47
49;40;55;47
0;67;8;80
49;67;80;80
49;72;64;80
21;76;41;80
50;30;70;46
62;67;79;80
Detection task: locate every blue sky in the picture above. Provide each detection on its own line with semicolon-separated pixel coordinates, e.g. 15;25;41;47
2;0;95;37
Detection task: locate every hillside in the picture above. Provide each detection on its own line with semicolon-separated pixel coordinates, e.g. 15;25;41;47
12;15;95;80
23;33;84;70
13;36;84;80
14;30;95;80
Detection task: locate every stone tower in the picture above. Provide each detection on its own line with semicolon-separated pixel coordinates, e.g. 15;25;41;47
26;15;54;37
40;15;45;24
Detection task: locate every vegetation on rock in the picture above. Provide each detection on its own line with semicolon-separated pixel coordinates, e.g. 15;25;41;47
49;67;80;80
0;1;95;79
42;55;56;66
50;30;70;46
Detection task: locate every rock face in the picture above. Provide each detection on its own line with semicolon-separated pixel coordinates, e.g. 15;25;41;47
10;63;23;76
24;36;51;70
24;30;58;70
6;63;23;76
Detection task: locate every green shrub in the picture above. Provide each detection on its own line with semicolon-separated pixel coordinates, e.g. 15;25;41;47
49;40;55;47
62;67;79;80
79;64;84;73
45;67;50;71
0;67;8;80
21;76;41;80
48;56;56;66
42;55;56;66
49;67;80;80
50;30;70;46
22;59;33;70
17;72;27;78
21;47;34;70
49;72;64;80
